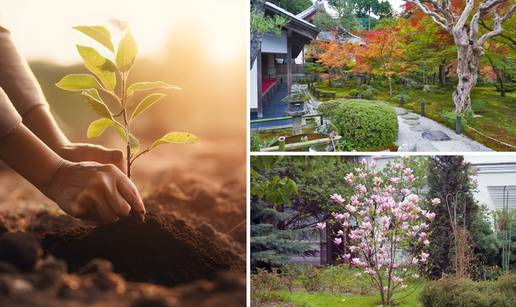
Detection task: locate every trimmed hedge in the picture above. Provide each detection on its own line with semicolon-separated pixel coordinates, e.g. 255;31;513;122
318;99;398;150
419;274;516;307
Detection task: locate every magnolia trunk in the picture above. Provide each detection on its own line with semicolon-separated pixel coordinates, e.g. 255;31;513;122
452;43;482;114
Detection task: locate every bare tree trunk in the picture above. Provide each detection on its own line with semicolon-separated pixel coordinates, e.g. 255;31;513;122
388;77;393;96
452;44;482;114
439;64;446;86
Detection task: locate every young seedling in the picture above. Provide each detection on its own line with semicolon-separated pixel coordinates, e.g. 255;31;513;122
56;25;199;178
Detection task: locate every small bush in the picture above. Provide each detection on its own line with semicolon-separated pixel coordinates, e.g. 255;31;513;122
471;99;487;113
361;88;374;99
439;111;470;130
346;88;360;98
419;274;516;307
328;100;398;150
320;266;372;295
300;266;323;292
392;93;411;103
251;268;284;305
317;100;341;118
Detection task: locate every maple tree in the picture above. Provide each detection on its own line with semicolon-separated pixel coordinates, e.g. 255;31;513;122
354;26;407;96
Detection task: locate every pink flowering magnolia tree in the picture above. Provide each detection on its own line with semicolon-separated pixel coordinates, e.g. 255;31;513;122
317;157;438;306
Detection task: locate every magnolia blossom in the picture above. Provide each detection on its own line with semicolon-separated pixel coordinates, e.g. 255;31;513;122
316;222;326;230
431;198;441;205
337;230;345;236
346;204;357;213
358;184;367;193
420;252;429;262
390;177;401;184
330;193;345;204
334;238;342;245
345;172;354;184
425;212;436;221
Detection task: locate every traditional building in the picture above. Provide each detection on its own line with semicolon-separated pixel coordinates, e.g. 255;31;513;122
250;2;319;119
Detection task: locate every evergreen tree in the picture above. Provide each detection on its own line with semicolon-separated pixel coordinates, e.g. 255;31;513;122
250;156;312;270
425;156;479;279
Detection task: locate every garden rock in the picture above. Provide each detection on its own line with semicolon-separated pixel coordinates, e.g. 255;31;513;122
422;85;432;92
404;119;420;126
422;130;451;141
401;113;419;120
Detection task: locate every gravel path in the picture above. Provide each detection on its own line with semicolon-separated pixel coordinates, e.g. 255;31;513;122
395;107;493;152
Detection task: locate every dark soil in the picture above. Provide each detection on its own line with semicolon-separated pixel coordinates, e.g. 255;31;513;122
40;213;244;287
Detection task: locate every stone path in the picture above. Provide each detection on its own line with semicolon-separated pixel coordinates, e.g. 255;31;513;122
395;107;493;152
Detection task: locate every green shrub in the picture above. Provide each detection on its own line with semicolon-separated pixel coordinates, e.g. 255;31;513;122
471;99;487;113
361;88;374;99
392;93;411;103
320;266;372;295
317;100;341;118
251;268;284;305
300;266;323;292
439;111;470;130
250;132;261;152
328;100;398;150
419;275;516;307
346;88;360;98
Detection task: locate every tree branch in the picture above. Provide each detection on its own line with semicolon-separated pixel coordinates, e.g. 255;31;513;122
478;3;515;46
406;0;450;31
453;0;475;34
480;20;516;46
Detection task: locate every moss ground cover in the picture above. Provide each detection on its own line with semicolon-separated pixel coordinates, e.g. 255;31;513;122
313;81;516;151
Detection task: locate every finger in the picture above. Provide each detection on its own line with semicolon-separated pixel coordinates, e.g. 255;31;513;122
94;198;119;224
116;176;145;216
104;179;131;217
87;190;118;224
77;145;126;173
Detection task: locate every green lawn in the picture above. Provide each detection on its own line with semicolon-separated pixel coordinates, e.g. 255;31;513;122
273;285;424;307
314;81;516;151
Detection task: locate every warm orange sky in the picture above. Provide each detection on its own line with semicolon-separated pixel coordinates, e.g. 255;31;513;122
0;0;246;64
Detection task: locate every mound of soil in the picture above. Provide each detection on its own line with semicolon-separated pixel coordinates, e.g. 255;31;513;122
40;213;244;287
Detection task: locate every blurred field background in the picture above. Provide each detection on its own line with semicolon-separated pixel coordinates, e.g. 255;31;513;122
0;0;247;206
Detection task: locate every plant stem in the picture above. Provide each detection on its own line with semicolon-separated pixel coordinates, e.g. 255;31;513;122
119;71;131;178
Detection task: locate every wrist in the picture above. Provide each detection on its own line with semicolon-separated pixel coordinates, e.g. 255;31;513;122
22;105;71;152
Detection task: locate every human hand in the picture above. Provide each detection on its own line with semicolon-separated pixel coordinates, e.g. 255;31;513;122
57;143;126;173
43;160;145;224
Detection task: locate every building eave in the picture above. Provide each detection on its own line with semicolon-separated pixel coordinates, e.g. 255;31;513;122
265;2;319;39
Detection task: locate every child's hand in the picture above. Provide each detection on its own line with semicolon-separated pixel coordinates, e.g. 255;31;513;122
44;160;145;224
57;143;126;173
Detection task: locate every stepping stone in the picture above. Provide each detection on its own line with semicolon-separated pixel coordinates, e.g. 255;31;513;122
422;130;451;141
410;125;430;132
404;119;420;126
396;108;408;115
401;113;419;120
415;141;438;152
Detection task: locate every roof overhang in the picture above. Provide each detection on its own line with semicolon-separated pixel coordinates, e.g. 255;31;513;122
265;2;319;40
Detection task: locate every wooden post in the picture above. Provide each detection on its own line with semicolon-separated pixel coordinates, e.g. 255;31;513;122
287;30;292;95
257;51;263;118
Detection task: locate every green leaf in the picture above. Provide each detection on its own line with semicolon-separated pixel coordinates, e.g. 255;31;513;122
73;25;114;52
86;118;124;138
128;133;140;155
150;132;199;150
82;89;112;119
127;81;181;96
116;29;137;72
130;93;166;121
76;45;117;91
55;74;100;91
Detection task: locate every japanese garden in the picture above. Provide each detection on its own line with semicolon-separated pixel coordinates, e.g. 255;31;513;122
250;0;515;152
